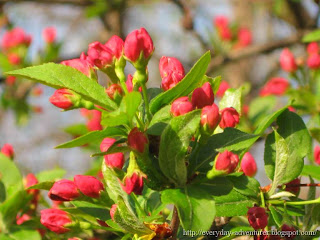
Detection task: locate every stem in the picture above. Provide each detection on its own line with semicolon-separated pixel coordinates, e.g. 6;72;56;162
268;197;320;206
135;113;144;130
141;83;151;122
260;190;266;208
115;63;129;94
170;206;180;240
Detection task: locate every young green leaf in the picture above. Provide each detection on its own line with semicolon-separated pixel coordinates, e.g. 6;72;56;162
302;29;320;42
36;168;66;182
219;88;242;114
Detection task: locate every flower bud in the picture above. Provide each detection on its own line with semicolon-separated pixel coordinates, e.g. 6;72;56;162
219;107;240;129
1;143;14;159
16;214;31;225
97;219;109;227
110;204;117;221
307;42;319;55
87;41;114;69
100;138;124;169
49;88;81;110
240;152;257;177
48;179;80;201
40;209;72;234
105;35;124;60
86;110;102;131
280;48;297;73
170;96;194;117
214;16;232;41
315;145;320;165
8;53;21;65
200;103;220;134
42;27;56;44
159;56;185;91
121;172;145;195
61;57;96;79
128;127;149;153
24;173;39;195
191;82;214;109
215;150;239;174
259;77;289;97
74;175;104;198
124;28;154;65
237;28;252;47
247;206;268;230
216;81;230;98
214;16;229;29
307;53;320;69
5;76;16;86
285;178;300;195
1;27;32;49
281;224;296;240
106;84;123;100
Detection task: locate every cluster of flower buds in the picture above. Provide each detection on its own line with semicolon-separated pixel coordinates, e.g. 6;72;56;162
1;27;32;50
1;143;14;159
48;175;104;201
100;138;125;169
159;56;185;91
240;152;257;177
247;206;268;230
260;77;290;97
315;145;320;165
80;109;103;131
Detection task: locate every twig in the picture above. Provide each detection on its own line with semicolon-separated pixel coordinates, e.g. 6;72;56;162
170;206;180;240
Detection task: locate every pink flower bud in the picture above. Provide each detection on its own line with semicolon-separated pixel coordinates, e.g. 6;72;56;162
191;82;214;109
247;207;268;230
170;96;194;116
288;106;295;112
259;77;289;97
219;27;232;41
40;209;72;234
285;178;300;195
48;179;80;201
121;172;144;195
216;81;230;98
200;103;220;131
8;53;21;65
126;74;142;92
16;214;31;225
215;150;239;174
105;35;124;60
124;28;154;63
106;84;123;100
87;41;114;69
240;152;257;177
219;107;240;129
110;204;117;221
237;28;252;47
128;127;149;153
49;88;79;110
5;76;16;86
24;173;39;195
307;53;320;69
280;48;297;73
315;146;320;165
1;143;14;159
307;42;319;55
1;27;32;49
61;58;95;78
281;224;296;240
74;175;104;198
86;110;102;131
214;16;229;29
100;138;125;169
42;27;56;44
32;86;43;97
159;56;185;91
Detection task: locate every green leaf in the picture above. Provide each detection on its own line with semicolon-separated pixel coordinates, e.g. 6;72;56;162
219;88;242;114
6;63;117;110
248;96;276;127
208;75;222;94
56;127;127;148
64;124;88;136
8;227;41;240
302;29;320;42
150;51;211;114
0;53;14;72
27;181;54;191
161;185;216;231
301;165;320;180
147;105;172;136
227;175;260;198
159;110;201;187
123;92;142;123
36;168;66;182
72;201;110;221
269;206;283;227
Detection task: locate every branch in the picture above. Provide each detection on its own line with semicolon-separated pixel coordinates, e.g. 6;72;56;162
0;0;94;6
170;206;180;240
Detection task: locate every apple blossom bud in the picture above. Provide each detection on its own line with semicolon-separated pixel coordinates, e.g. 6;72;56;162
241;152;257;177
191;82;214;109
87;41;114;69
16;214;31;225
100;138;124;169
215;150;239;174
106;84;123;100
48;179;80;201
247;207;268;230
49;88;80;110
8;53;21;65
124;28;154;65
1;27;32;49
61;58;95;78
237;28;252;47
5;76;16;86
214;16;229;29
280;48;297;73
315;146;320;165
40;209;72;234
216;81;230;98
159;56;185;91
170;96;194;116
105;35;124;60
128;127;149;153
200;103;220;134
219;107;240;129
288;106;295;112
307;53;320;69
24;173;39;195
42;27;56;44
110;204;117;221
281;224;296;240
74;175;104;198
285;178;300;195
307;42;319;55
1;143;14;159
259;77;289;97
86;110;102;131
214;16;232;41
96;219;109;227
121;172;144;195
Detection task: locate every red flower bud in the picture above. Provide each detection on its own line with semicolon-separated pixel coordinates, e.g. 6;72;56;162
87;41;114;69
288;106;295;112
124;28;154;63
280;48;297;73
125;74;142;92
86;110;102;131
74;175;104;198
215;150;239;174
121;172;144;195
16;214;31;225
42;27;56;44
48;179;80;201
1;27;32;49
214;16;232;41
61;58;95;78
5;76;16;86
1;143;14;159
216;81;230;98
259;77;289;97
241;152;257;177
191;82;214;109
110;204;117;221
307;42;319;55
32;86;43;97
8;53;21;65
49;88;79;110
106;84;123;100
315;145;320;165
307;53;320;69
285;178;300;195
24;173;39;195
170;96;194;117
96;219;109;227
214;16;229;29
237;28;252;47
159;56;185;91
200;103;220;132
40;209;72;234
281;224;297;240
219;107;240;129
247;206;268;230
128;127;149;153
105;35;124;60
100;138;124;169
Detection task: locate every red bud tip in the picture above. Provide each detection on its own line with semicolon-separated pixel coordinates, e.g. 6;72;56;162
48;179;80;201
74;175;104;198
240;152;257;177
280;48;297;73
219;107;240;129
191;82;214;109
40;209;72;234
315;146;320;165
1;143;14;159
110;204;118;221
215;150;239;174
49;88;76;110
259;77;289;97
42;27;56;44
100;138;125;169
159;56;185;91
105;35;124;60
128;127;149;153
